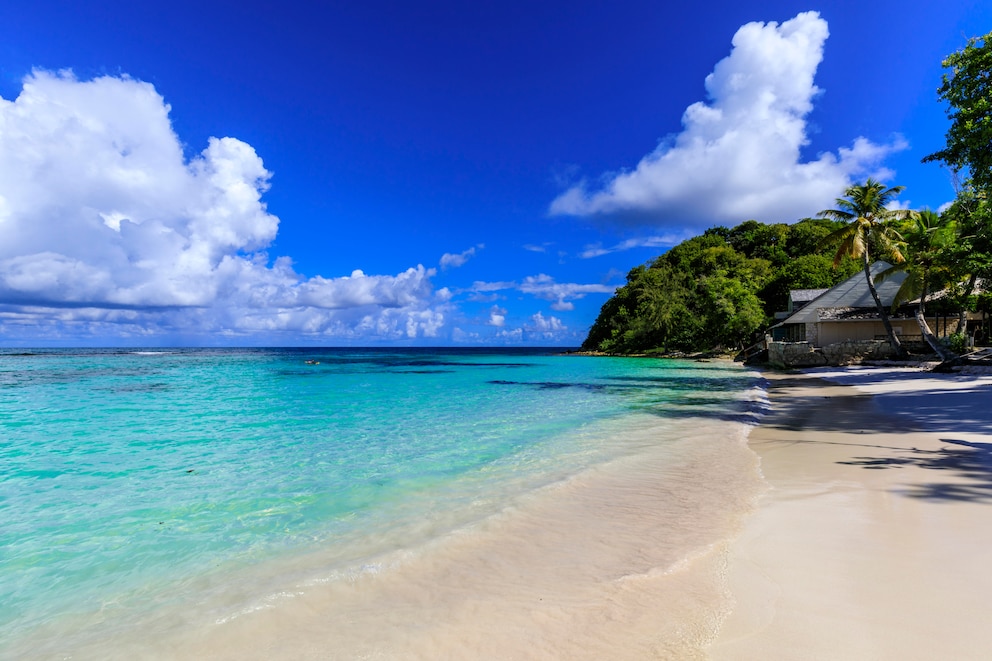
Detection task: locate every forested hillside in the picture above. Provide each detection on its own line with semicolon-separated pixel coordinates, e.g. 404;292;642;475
581;219;861;354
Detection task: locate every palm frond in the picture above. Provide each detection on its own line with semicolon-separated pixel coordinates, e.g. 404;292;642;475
817;208;854;221
850;231;867;259
874;262;905;284
888;269;924;311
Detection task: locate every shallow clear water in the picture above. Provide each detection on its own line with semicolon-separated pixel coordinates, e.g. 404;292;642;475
0;348;763;657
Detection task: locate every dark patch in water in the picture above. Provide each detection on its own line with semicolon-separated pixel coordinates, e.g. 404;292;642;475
487;379;611;392
386;369;456;374
105;382;171;394
602;374;755;392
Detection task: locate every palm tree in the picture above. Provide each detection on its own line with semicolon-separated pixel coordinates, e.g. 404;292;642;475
877;209;958;361
818;179;911;357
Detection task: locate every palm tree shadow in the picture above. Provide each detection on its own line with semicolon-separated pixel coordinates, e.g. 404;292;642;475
763;375;992;436
759;371;992;503
838;438;992;503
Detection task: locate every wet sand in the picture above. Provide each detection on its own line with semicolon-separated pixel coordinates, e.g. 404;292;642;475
711;366;992;660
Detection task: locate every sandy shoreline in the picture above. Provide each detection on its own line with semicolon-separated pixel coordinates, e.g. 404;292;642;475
22;363;992;659
44;398;762;661
711;365;992;660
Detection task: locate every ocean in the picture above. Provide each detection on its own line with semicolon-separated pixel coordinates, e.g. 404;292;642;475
1;348;766;659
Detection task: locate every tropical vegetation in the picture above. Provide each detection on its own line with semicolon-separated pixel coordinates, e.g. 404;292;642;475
581;218;861;353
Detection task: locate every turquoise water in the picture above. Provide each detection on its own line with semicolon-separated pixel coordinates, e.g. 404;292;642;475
0;348;761;656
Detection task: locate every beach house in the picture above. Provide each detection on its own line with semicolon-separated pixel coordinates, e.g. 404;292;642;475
765;261;974;366
770;262;910;346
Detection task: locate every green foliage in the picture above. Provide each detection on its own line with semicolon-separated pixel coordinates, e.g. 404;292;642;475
921;190;992;320
759;254;858;316
581;218;861;354
818;178;910;267
946;332;968;354
784;218;843;256
942;190;992;280
876;209;958;312
924;32;992;191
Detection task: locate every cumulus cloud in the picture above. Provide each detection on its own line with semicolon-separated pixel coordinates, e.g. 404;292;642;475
549;11;907;228
439;244;483;270
489;312;567;344
488;305;506;327
494;327;524;343
0;70;444;341
529;311;564;333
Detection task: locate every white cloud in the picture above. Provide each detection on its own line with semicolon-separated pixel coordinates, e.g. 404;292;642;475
518;274;615;309
529;311;564;333
523;242;552;253
493;312;570;343
451;327;481;343
439;244;483;270
549;11;907;227
579;233;690;258
0;70;446;342
494;327;524;342
471;280;516;292
488;305;506;327
467;275;614;312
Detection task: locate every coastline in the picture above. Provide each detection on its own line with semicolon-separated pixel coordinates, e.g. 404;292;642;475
711;366;992;659
7;355;766;660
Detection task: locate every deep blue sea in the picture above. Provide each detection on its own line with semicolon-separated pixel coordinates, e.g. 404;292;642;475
0;348;765;659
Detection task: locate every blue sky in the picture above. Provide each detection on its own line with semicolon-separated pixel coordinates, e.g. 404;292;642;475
0;1;989;346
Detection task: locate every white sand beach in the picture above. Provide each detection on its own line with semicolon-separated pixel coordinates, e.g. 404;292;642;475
712;365;992;660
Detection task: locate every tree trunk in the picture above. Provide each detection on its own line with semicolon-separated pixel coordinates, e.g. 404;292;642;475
956;272;978;334
915;307;957;361
916;276;957;361
863;253;907;357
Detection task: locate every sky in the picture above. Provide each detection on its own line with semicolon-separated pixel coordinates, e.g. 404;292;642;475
0;0;990;347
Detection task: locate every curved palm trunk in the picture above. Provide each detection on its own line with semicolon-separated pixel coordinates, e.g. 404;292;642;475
915;272;957;362
863;253;907;358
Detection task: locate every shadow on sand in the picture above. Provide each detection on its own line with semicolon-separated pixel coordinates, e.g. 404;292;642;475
762;372;992;503
838;438;992;503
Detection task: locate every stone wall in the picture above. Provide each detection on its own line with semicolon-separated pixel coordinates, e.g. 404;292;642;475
821;339;894;365
768;341;826;367
768;339;893;367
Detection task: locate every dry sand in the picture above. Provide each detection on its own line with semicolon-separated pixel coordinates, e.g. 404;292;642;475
711;366;992;660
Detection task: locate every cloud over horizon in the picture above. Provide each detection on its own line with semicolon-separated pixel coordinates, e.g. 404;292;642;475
549;11;907;228
0;71;447;342
468;275;615;313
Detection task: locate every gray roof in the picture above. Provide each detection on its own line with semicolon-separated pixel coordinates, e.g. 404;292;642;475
777;262;907;326
789;288;829;303
816;306;916;321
